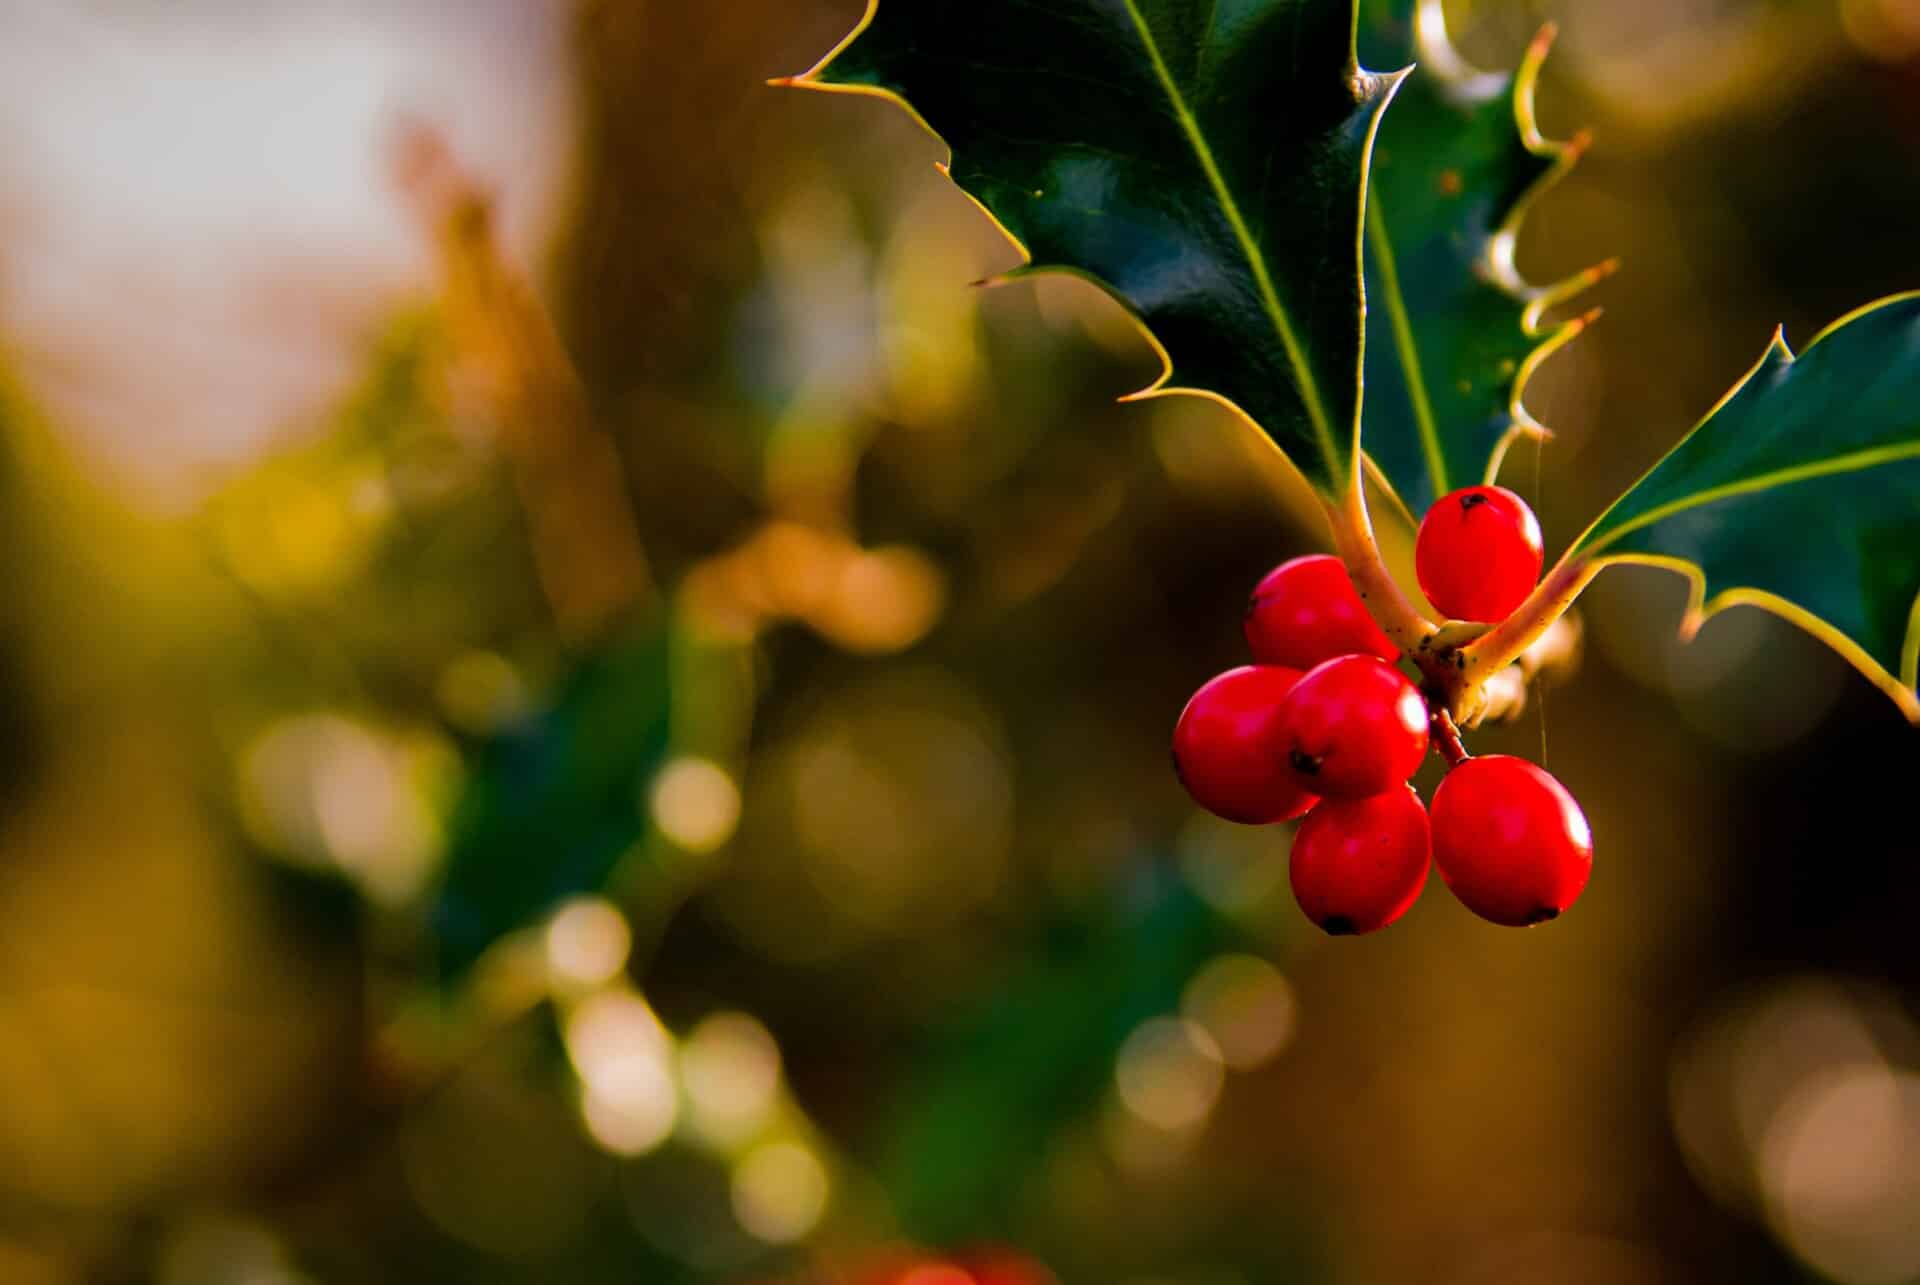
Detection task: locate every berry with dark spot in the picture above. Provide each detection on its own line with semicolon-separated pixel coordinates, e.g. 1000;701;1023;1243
1275;655;1429;798
1415;485;1544;622
1244;554;1400;670
1172;666;1319;824
1289;784;1431;935
1430;755;1593;926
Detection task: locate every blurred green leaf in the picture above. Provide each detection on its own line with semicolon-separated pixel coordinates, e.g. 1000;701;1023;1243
1573;293;1920;723
879;866;1237;1242
431;624;671;982
795;0;1401;494
1357;0;1600;520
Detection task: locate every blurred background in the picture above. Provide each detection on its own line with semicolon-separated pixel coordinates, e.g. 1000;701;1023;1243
0;0;1918;1281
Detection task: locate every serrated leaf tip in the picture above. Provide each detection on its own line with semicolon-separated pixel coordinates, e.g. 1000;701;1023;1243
1361;0;1604;515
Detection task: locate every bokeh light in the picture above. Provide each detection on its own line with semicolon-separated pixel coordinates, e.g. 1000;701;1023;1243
1114;1018;1226;1133
545;896;632;991
238;713;449;903
1175;811;1291;914
1671;977;1920;1281
1841;0;1920;61
1180;954;1298;1071
565;989;678;1156
156;1216;310;1285
1762;1064;1920;1283
649;756;743;854
730;1140;830;1245
680;1012;783;1149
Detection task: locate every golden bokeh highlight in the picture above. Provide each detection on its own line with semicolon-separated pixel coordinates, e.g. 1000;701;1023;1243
1114;1017;1226;1133
649;756;743;854
545;896;632;991
565;989;678;1156
730;1140;830;1244
681;1012;783;1150
1180;954;1298;1071
237;713;451;904
1671;977;1920;1284
1762;1065;1920;1284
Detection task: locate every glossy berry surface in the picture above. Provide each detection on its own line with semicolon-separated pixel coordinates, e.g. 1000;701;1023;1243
1244;553;1400;669
1275;655;1429;798
1415;485;1544;622
1431;755;1593;926
1172;666;1319;824
1290;784;1431;935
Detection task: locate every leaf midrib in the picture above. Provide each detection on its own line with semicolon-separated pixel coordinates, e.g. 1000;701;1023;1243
1118;0;1342;474
1583;439;1920;554
1365;199;1448;495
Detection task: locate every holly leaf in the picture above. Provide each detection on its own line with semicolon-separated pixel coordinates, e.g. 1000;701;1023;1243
1572;294;1920;723
1356;0;1608;520
782;0;1405;494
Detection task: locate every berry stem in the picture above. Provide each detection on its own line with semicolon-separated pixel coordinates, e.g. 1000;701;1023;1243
1322;470;1439;654
1321;472;1595;728
1455;553;1600;697
1430;707;1471;768
1470;610;1585;723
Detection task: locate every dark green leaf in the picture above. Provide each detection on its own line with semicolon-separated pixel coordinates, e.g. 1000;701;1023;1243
1358;0;1604;519
1572;294;1920;722
788;0;1404;494
431;626;672;983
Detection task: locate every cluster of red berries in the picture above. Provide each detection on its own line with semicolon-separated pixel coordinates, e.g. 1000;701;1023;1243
1172;486;1592;935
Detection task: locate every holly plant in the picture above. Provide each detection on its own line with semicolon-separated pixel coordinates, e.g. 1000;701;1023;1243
785;0;1920;932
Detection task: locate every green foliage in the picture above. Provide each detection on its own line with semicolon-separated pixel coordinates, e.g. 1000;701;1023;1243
1574;295;1920;722
796;0;1403;494
879;868;1236;1243
431;626;672;981
1356;0;1599;519
799;0;1920;726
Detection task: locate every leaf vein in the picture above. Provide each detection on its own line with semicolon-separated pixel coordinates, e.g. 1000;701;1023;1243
1116;0;1341;472
1585;439;1920;553
1365;199;1448;495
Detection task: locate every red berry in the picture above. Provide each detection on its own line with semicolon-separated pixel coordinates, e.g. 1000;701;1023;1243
1414;485;1544;622
1244;554;1399;669
1275;655;1429;798
1290;784;1431;935
1172;666;1320;824
1430;755;1592;926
